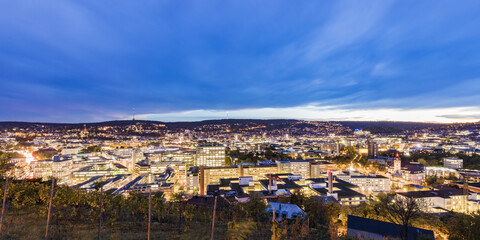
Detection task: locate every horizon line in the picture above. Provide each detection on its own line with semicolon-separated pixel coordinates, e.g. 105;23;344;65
0;118;476;125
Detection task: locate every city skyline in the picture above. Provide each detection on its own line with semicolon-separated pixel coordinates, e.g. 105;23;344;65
2;1;480;123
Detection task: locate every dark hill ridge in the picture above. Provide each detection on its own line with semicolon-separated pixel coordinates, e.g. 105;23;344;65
337;121;446;130
0;119;453;132
0;120;165;129
165;119;300;130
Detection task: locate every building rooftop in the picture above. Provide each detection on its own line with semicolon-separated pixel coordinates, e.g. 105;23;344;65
348;215;434;240
398;189;466;199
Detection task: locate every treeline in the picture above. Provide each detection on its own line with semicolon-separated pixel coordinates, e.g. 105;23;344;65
227;147;293;164
0;151;23;160
32;149;58;160
0;180;340;239
2;179;480;239
79;145;102;153
364;126;403;134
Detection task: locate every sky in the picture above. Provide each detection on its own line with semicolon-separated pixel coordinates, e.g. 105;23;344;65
1;1;480;123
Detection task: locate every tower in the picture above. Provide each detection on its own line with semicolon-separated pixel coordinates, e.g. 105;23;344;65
368;140;378;158
132;108;135;121
328;170;333;194
393;153;401;175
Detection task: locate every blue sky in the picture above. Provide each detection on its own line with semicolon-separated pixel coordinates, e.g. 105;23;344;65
1;1;480;122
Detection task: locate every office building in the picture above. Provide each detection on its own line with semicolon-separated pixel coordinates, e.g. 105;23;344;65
277;159;312;179
336;171;391;193
196;143;225;167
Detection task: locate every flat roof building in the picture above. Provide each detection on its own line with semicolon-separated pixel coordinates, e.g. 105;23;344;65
196;143;225;167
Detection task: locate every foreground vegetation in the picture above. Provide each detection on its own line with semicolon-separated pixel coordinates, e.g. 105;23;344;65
0;180;338;239
1;180;480;239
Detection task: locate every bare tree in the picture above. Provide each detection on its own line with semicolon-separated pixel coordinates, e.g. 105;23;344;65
0;159;13;179
374;193;424;240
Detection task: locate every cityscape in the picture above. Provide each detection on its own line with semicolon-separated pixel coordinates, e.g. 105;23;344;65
2;1;480;240
2;119;480;239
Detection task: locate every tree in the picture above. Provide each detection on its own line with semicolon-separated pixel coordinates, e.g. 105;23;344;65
0;159;13;178
243;195;267;222
442;211;480;240
225;155;232;166
373;193;424;240
227;219;256;240
425;175;436;186
290;191;333;238
32;150;56;160
0;151;23;159
425;175;445;187
80;145;101;153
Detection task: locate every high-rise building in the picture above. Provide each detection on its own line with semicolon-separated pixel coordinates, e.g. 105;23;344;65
367;140;378;157
393;153;401;175
129;148;144;172
195;143;225;167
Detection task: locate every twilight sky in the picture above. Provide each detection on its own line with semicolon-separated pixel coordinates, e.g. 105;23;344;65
1;1;480;123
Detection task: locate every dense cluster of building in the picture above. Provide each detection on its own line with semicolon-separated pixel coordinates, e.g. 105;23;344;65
2;120;480;219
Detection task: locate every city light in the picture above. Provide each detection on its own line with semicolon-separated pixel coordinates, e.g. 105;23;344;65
0;1;478;238
22;150;35;164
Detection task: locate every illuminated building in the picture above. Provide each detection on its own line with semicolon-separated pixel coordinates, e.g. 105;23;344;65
61;147;81;155
129;148;144;171
308;177;367;206
277;159;311;179
199;165;278;195
398;189;469;213
71;162;128;185
31;157;73;184
443;157;463;169
135;160;187;186
160;151;195;165
186;167;200;193
367;140;378;157
310;161;335;178
393;154;401;175
31;160;53;181
425;166;459;178
336;171;391;193
195;143;225;167
401;162;426;185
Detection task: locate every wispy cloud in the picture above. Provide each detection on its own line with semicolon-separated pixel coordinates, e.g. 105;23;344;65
138;105;480;123
1;1;480;122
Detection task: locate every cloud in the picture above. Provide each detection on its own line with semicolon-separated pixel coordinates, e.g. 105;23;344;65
302;0;394;62
137;104;480;123
1;1;480;122
438;114;480;120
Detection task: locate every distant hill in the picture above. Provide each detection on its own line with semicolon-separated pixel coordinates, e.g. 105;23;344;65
0;120;165;129
0;119;301;130
337;121;446;131
165;119;299;130
0;119;450;132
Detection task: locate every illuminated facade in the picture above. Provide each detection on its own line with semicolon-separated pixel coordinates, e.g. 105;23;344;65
398;189;469;213
196;143;225;167
277;159;312;179
336;172;391;193
444;157;463;169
